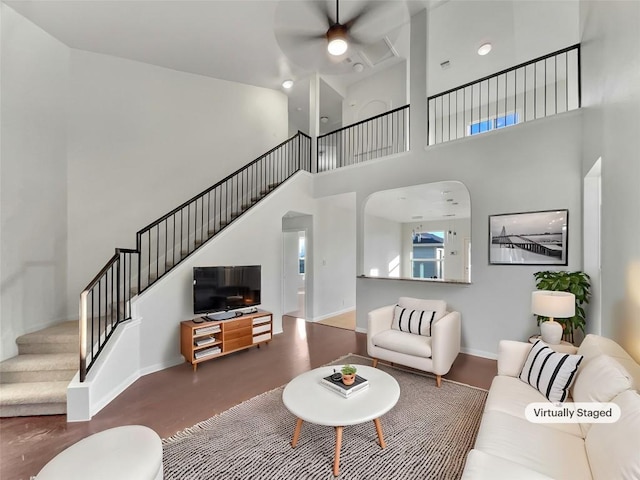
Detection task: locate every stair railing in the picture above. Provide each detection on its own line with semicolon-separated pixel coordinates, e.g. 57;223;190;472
79;248;139;381
316;105;410;172
79;131;311;381
135;131;311;294
428;44;580;145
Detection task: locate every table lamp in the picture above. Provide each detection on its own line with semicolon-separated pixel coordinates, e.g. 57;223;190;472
531;291;575;344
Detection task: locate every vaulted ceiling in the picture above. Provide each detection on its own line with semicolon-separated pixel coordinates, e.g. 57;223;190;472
5;1;578;91
5;0;579;132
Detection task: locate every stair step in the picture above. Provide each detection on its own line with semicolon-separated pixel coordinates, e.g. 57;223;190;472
0;353;77;383
16;321;78;355
0;381;68;417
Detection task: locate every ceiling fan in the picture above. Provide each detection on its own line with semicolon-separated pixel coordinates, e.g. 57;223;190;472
274;0;398;74
321;0;378;56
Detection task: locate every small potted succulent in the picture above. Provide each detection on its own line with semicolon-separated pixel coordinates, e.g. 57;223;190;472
341;364;357;386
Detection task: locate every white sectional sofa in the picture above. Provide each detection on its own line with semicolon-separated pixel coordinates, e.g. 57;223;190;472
462;334;640;480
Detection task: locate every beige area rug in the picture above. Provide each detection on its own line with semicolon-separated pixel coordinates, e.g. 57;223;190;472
162;354;487;480
316;311;356;331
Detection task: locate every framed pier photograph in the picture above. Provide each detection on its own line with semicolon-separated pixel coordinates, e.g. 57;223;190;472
489;210;569;265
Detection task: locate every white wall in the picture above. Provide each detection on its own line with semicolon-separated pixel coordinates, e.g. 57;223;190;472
0;5;69;360
363;214;402;278
66;49;289;318
316;111;583;358
427;0;579;96
312;193;356;320
342;61;407;126
580;0;640;361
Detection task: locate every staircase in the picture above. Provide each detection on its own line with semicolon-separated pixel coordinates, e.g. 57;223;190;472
0;321;78;417
79;132;311;384
0;132;312;417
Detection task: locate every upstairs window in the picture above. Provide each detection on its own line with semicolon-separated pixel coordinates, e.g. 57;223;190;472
469;112;519;136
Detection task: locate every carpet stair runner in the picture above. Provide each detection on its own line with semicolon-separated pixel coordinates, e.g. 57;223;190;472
0;321;78;417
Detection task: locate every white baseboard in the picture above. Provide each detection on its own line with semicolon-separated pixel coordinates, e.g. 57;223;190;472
460;347;498;360
311;307;355;322
140;356;185;376
91;370;140;417
355;326;367;334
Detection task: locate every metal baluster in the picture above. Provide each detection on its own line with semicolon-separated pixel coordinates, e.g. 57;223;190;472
565;52;569;111
533;62;538;120
544;58;547;118
555;54;558;114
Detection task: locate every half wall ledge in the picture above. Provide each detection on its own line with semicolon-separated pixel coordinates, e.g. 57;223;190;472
357;275;471;285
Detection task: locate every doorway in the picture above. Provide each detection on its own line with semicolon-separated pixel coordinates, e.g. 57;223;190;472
584;158;602;335
283;231;306;318
282;212;313;320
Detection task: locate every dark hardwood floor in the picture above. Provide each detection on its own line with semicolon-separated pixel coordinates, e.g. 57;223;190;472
0;316;496;480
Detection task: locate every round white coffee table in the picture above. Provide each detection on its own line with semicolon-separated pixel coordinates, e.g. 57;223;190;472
282;364;400;476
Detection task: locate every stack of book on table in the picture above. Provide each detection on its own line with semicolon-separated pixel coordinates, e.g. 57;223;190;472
321;373;369;398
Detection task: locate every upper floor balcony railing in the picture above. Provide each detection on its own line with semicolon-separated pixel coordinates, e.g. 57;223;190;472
317;105;409;173
428;44;580;145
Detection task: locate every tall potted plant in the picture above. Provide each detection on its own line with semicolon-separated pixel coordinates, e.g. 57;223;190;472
533;271;591;342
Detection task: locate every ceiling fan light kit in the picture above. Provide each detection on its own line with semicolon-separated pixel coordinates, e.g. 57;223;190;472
327;25;348;56
274;0;398;75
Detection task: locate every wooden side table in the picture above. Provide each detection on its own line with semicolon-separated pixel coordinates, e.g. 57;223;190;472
528;335;578;354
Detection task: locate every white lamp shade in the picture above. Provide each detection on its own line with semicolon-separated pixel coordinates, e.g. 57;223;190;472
531;291;575;318
327;38;348;56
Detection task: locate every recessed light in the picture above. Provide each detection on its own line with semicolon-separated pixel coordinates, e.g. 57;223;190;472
320;116;329;123
477;43;492;56
441;190;451;195
282;79;294;89
353;63;364;73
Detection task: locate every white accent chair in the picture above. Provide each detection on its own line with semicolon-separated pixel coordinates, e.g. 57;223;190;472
367;297;461;387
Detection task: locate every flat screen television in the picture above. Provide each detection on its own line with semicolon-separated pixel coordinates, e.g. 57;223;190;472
193;265;261;314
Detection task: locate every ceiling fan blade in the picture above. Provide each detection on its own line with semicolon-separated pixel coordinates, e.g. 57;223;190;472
307;0;335;29
347;32;367;48
276;28;327;44
343;1;386;30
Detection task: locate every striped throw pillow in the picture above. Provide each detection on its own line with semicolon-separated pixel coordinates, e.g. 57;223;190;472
519;340;583;403
391;305;436;337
